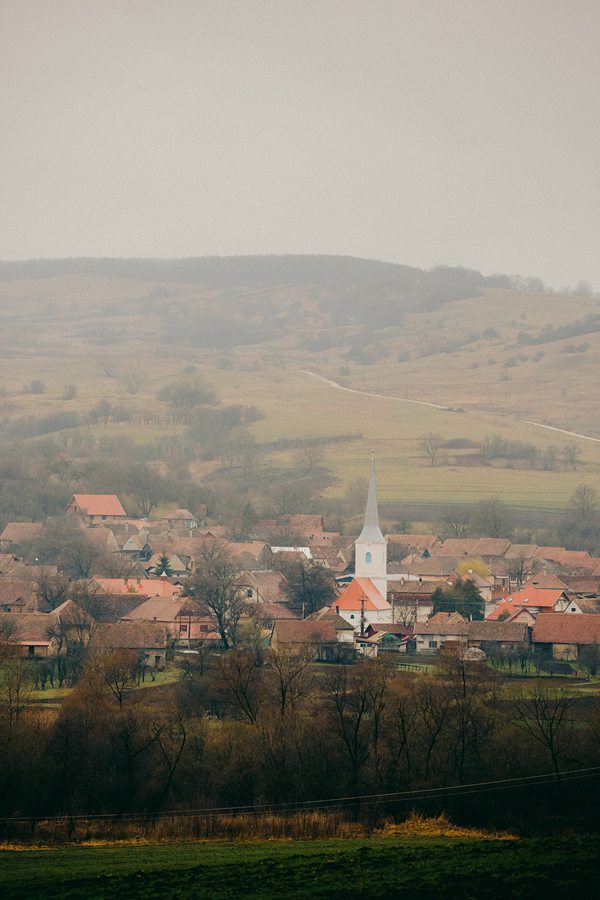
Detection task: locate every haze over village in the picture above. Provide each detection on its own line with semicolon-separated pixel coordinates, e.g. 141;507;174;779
2;2;600;897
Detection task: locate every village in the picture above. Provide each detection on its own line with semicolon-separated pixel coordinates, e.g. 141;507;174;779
1;458;600;683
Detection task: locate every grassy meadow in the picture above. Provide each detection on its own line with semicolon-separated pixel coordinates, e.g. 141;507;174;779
0;831;597;899
1;261;600;514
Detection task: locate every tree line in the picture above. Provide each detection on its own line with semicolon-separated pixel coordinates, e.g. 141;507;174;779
0;646;598;841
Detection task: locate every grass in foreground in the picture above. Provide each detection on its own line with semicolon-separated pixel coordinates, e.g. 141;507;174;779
0;822;597;899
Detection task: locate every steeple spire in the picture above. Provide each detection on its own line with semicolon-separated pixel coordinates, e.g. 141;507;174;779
357;450;384;543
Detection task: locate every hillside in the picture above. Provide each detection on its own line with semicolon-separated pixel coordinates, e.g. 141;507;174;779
0;255;599;521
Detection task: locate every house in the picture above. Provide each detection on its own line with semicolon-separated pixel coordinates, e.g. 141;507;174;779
403;556;459;581
0;599;93;658
489;585;572;617
92;577;183;599
310;547;348;572
524;573;569;590
307;607;356;644
413;612;470;654
0;612;59;657
119;532;153;561
144;553;191;578
161;508;199;530
0;579;34;613
357;622;413;657
560;575;600;595
246;602;300;631
534;547;594;573
120;595;213;642
0;522;43;551
486;602;537;626
387;580;443;624
225;541;273;569
384;533;442;556
448;571;494;604
84;592;152;624
332;577;392;631
467;620;531;653
270;619;340;661
532;613;600;662
434;538;512;562
284;514;325;534
65;493;127;525
256;514;326;542
237;569;288;604
88;621;168;669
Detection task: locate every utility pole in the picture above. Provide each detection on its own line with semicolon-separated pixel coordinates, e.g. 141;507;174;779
360;590;365;637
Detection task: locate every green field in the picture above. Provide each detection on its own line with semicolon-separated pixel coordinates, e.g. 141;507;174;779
0;835;597;899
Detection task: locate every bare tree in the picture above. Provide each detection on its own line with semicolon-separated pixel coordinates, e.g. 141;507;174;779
568;483;598;520
562;445;581;471
98;650;137;707
297;438;326;471
511;682;575;781
98;357;117;378
35;570;70;610
215;649;263;724
0;656;32;726
184;541;246;649
508;554;532;589
129;466;168;517
439;504;471;538
420;432;443;467
266;647;314;717
121;370;145;395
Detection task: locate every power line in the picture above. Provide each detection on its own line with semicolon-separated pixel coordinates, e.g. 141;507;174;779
1;767;598;824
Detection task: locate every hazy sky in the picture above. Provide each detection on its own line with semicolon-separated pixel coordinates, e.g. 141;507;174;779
2;0;599;287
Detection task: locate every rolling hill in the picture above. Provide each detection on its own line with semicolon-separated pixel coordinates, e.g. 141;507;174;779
0;255;598;522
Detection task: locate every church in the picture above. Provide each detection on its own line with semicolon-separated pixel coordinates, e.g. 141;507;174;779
331;456;393;632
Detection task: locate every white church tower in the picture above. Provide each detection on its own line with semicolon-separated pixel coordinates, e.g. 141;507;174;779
354;453;387;599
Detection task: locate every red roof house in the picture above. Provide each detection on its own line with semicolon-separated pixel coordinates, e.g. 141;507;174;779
66;494;127;523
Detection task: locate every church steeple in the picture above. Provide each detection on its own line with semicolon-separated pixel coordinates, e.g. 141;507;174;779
357;451;384;544
354;452;387;598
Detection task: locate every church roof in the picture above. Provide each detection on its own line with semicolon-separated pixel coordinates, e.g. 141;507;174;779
332;578;391;612
356;456;385;544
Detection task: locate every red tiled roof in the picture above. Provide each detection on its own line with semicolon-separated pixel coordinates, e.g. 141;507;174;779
404;557;459;578
436;538;510;558
89;621;167;651
0;522;43;544
535;547;593;569
251;602;299;621
504;544;538;559
385;533;441;550
414;612;469;636
284;515;325;533
273;619;337;644
121;596;195;623
93;578;182;598
0;580;33;605
69;494;126;517
308;607;355;629
227;541;269;559
533;612;600;645
468;620;530;642
524;574;568;590
500;586;567;609
486;601;522;621
332;578;390;612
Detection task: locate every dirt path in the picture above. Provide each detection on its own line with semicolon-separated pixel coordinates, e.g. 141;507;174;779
297;370;449;410
298;370;600;444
